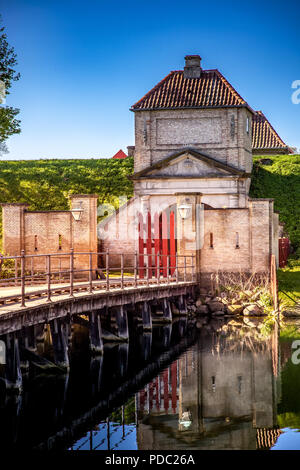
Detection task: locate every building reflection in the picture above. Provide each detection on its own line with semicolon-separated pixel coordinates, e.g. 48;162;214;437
137;320;281;450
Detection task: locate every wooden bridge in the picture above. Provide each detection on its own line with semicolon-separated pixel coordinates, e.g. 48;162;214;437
0;250;198;392
0;249;196;309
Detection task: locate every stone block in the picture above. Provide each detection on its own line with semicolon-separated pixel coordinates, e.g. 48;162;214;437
207;301;224;313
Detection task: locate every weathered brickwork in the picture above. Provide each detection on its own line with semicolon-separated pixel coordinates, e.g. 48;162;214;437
201;200;274;274
1;195;98;276
134;108;252;174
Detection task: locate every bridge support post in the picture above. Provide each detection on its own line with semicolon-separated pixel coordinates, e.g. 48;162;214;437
4;333;22;392
118;343;129;377
178;317;187;337
142;301;152;331
162;325;172;348
115;306;129;341
35;324;45;343
23;325;37;352
162;298;172;323
89;310;103;355
19;325;36;373
178;295;187;315
139;332;152;362
66;317;73;348
90;355;104;394
50;319;69;370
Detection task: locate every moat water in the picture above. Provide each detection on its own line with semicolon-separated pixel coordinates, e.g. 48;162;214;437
1;316;300;451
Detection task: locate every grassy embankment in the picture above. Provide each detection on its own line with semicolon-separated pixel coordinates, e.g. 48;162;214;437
250;155;300;307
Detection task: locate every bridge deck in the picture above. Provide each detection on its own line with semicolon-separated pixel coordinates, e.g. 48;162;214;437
0;277;160;304
0;278;197;334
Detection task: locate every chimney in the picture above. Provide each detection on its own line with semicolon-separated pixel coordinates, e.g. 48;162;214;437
127;145;135;157
184;55;202;79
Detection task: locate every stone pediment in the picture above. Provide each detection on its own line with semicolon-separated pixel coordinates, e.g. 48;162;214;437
131;148;248;180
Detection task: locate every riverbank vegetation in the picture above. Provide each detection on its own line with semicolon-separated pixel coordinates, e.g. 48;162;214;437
278;263;300;307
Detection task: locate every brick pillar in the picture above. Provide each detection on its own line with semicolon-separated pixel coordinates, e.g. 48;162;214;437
176;193;202;280
249;198;274;273
1;203;28;255
69;194;98;278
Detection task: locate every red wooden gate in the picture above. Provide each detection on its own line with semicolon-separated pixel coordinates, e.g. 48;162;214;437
279;237;290;268
138;209;176;278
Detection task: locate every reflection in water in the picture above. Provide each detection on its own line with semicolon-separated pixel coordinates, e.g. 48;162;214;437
2;316;300;450
137;322;279;450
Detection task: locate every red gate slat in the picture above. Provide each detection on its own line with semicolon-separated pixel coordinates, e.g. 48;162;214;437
170;211;176;276
162;211;168;278
163;369;169;412
155;376;160;411
138;212;145;278
154;213;160;271
279;237;290;268
149;381;154;411
171;361;177;413
146;212;152;278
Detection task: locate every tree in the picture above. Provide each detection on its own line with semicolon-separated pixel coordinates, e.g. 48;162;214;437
0;16;20;154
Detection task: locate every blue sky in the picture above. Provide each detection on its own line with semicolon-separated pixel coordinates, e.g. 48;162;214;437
2;0;300;159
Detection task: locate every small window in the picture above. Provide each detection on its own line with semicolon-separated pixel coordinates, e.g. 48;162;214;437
34;235;38;251
246;117;250;134
238;375;242;394
236;232;240;249
210;233;214;249
230;115;235;138
211;376;216;392
58;234;62;250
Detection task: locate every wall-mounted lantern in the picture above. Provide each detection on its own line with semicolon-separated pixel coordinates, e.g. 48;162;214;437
178;202;192;220
71;201;83;221
179;411;192;429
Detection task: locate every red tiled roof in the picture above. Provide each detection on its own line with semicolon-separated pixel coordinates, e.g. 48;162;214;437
252;111;290;151
112;149;127;159
131;70;253;112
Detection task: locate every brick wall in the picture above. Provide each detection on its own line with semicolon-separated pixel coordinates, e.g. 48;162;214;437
1;195;98;277
1;204;28;255
134;107;252;174
99;197;137;270
201;200;274;276
24;211;72;271
201;208;251;273
99;198;276;275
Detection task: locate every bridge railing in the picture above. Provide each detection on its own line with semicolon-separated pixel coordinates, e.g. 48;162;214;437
0;250;196;307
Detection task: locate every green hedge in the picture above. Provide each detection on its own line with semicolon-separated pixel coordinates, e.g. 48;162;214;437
250;155;300;256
